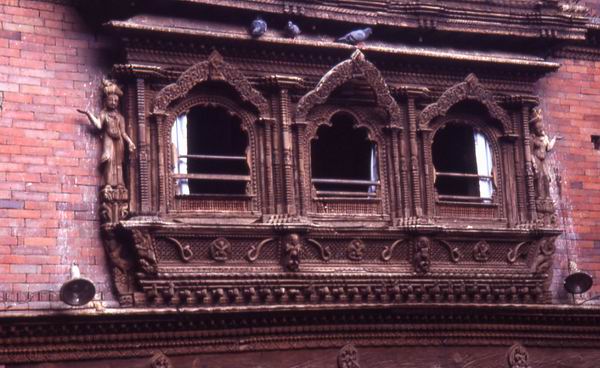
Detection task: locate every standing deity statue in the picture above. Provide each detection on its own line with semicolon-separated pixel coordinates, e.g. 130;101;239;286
529;107;561;217
78;79;136;189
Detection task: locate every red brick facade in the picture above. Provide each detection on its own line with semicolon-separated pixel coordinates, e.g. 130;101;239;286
0;0;115;309
0;0;599;311
538;58;600;302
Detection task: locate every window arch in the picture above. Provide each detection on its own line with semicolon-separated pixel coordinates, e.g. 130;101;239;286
171;104;250;196
432;121;495;202
310;111;379;198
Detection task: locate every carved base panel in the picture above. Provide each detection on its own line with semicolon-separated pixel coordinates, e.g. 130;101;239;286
114;220;560;308
2;306;600;366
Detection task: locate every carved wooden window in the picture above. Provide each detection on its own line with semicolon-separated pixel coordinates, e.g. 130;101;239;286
311;112;379;198
171;104;249;196
165;96;259;214
432;122;495;203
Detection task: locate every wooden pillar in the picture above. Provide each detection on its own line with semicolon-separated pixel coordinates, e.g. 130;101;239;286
385;125;403;220
407;96;423;217
521;103;537;222
136;78;151;214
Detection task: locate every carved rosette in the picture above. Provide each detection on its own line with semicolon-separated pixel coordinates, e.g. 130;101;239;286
507;343;532;368
473;240;491;262
338;344;360;368
347;239;366;261
150;351;173;368
210;237;232;262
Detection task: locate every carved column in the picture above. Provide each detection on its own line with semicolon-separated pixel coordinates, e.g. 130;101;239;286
261;76;303;216
420;126;434;218
385;125;403;220
136;78;151;214
293;120;309;215
154;113;168;213
277;79;302;215
258;117;275;214
521;101;537;222
407;95;423;217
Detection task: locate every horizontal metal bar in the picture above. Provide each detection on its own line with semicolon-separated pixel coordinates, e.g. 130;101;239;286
438;194;492;201
178;154;247;161
316;190;377;197
312;178;380;185
436;172;492;179
173;173;251;181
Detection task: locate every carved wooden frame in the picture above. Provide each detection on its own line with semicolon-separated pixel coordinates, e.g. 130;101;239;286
419;74;512;222
427;114;506;222
152;50;269;216
302;105;390;218
162;94;261;214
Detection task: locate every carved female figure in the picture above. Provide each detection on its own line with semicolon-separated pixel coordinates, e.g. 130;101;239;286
530;107;559;202
78;79;136;188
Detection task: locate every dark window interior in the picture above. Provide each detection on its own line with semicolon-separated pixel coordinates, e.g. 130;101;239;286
311;113;377;195
432;123;480;197
185;105;249;195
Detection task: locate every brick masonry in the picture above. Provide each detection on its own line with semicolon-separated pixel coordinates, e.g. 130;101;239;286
0;0;115;309
538;58;600;303
0;0;599;310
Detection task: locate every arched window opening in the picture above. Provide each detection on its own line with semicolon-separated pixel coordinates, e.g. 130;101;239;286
311;113;379;198
432;123;494;202
171;105;249;196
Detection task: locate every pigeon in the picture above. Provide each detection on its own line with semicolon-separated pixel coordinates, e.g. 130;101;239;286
250;17;267;38
285;21;301;38
336;27;372;45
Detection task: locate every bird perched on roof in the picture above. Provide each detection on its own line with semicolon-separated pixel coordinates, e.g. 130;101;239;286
336;27;372;45
285;21;301;38
250;17;267;38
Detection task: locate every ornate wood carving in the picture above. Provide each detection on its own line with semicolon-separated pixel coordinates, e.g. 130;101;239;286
507;343;532;368
418;73;511;133
152;50;268;116
150;352;173;368
296;50;401;127
338;344;360;368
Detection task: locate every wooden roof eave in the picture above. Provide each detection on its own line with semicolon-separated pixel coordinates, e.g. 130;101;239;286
105;18;560;74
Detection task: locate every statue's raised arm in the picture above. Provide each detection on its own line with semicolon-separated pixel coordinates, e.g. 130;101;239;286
77;108;102;130
78;79;135;188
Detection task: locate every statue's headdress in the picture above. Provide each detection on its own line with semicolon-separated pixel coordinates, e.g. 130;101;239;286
102;79;123;97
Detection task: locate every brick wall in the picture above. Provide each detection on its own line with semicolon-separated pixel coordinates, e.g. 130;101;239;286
537;58;600;303
0;0;599;310
0;0;115;309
